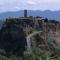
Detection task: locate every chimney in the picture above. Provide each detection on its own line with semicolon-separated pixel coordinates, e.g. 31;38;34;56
24;10;27;17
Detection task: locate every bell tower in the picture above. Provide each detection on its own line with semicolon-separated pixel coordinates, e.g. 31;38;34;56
24;10;27;17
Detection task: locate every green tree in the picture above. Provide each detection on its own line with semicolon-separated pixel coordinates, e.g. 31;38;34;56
0;18;26;57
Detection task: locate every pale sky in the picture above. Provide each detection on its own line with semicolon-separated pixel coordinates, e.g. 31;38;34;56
0;0;60;12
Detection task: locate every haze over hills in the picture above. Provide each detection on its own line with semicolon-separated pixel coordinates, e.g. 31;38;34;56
0;10;60;20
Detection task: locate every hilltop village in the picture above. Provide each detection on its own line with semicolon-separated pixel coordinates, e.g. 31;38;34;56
6;10;60;34
5;10;60;50
0;10;60;58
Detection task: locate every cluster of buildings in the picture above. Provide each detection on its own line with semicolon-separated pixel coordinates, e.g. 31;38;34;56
6;9;60;39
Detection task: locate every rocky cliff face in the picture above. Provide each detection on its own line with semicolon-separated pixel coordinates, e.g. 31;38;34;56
0;17;60;56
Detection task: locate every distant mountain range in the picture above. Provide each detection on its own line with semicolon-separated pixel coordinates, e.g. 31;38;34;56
0;10;60;21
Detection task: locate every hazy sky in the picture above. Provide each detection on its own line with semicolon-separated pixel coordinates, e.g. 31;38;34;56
0;0;60;12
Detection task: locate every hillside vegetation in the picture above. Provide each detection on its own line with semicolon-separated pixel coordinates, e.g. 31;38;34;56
0;18;60;60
